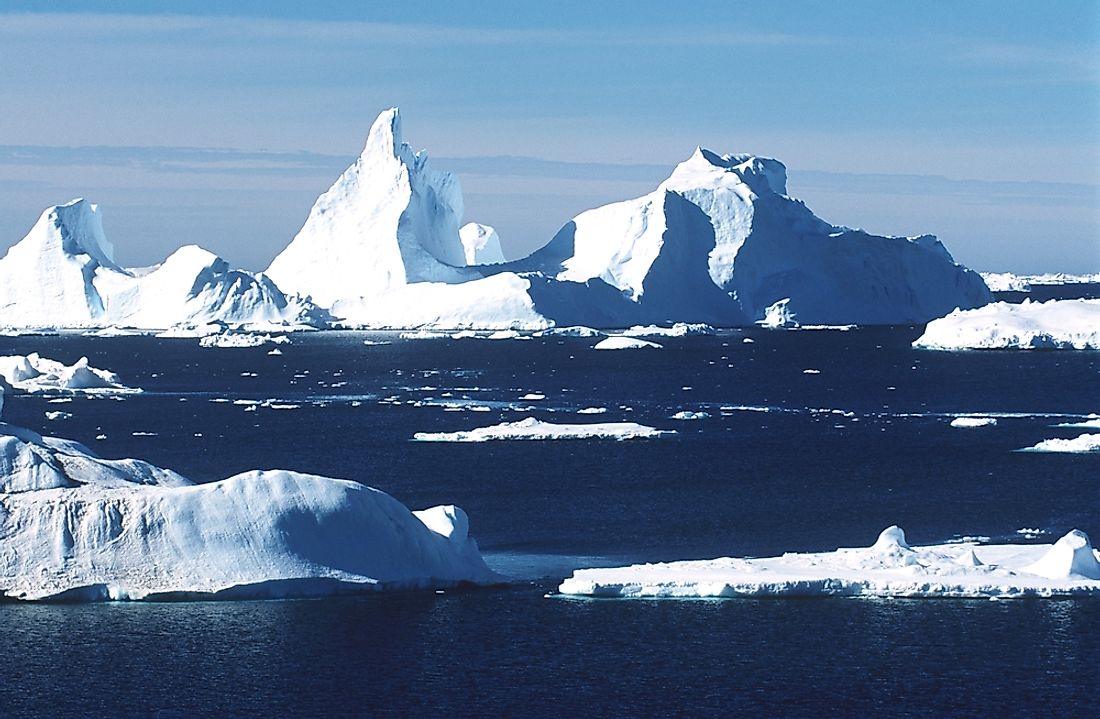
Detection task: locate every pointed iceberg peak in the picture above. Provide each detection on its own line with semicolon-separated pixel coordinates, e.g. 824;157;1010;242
362;107;403;159
24;198;122;271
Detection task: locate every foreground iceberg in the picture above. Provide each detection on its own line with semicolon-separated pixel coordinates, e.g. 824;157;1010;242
0;388;496;601
0;200;325;330
914;299;1100;350
557;526;1100;599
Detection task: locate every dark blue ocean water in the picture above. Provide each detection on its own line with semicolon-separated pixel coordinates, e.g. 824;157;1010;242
1;328;1097;716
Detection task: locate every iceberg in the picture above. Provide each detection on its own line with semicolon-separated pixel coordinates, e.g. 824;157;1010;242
557;526;1100;599
198;332;290;349
0;385;496;601
0;353;138;393
949;416;998;428
1017;433;1100;454
412;417;674;442
0;200;326;330
981;272;1100;293
914;299;1100;350
459;223;506;266
261;108;990;329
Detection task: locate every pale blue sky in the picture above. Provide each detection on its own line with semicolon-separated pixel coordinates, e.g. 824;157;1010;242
1;2;1097;272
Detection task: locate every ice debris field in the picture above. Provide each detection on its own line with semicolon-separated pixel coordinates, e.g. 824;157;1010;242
558;526;1100;600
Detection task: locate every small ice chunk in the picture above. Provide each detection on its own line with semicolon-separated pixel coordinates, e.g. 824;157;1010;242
950;416;998;428
593;337;662;351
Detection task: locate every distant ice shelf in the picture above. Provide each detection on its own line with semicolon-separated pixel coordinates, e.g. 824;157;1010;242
557;526;1100;599
412;417;674;442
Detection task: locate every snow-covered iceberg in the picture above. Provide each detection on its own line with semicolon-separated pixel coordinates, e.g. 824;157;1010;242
519;148;991;326
0;353;138;393
261;108;990;329
914;299;1100;350
557;526;1100;599
412;417;674;442
0;200;326;330
981;272;1100;293
0;387;496;601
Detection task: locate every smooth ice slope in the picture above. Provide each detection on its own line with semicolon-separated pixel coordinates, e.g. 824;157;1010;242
266;108;472;310
914;299;1100;350
558;526;1100;599
0;390;496;601
0;200;323;329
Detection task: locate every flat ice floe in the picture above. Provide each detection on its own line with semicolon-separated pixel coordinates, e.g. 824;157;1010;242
0;353;139;393
199;332;289;348
914;299;1100;350
950;416;998;428
1017;433;1100;454
557;526;1100;599
0;385;497;601
593;337;662;350
412;417;674;442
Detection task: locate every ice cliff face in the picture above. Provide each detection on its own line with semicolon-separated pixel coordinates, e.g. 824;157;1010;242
265;108;472;309
0;199;325;329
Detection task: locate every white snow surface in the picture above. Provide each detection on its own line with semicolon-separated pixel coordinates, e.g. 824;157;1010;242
0;200;324;330
0;413;496;601
558;526;1100;599
412;417;674;442
459;223;506;265
0;353;138;393
593;336;662;350
914;299;1100;350
1017;433;1100;454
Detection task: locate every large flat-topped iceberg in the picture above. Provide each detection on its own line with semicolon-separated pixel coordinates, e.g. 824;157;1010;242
914;299;1100;350
557;526;1100;599
0;388;496;601
0;200;325;330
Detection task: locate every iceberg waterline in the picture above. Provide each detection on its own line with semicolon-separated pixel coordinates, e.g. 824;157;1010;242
3;108;991;331
557;526;1100;599
0;384;497;601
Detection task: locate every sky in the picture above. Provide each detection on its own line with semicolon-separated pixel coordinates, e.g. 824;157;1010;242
0;1;1097;273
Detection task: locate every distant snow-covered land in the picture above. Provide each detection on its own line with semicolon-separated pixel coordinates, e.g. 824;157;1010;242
558;526;1100;599
981;272;1100;292
914;299;1100;350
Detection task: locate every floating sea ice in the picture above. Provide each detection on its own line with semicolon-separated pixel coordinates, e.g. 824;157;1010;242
802;369;820;374
1017;433;1100;454
44;411;72;421
557;526;1100;599
412;417;674;442
594;337;662;350
0;353;139;394
1052;416;1100;430
577;407;608;414
950;417;998;428
519;393;545;401
671;411;710;421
